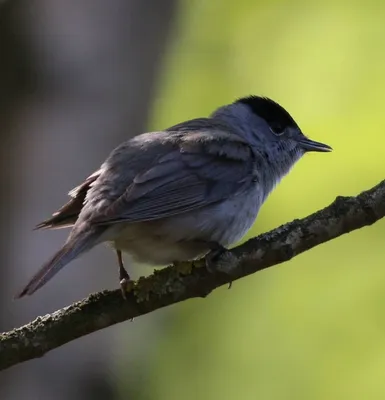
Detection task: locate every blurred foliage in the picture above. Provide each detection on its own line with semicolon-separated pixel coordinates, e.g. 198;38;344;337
122;0;385;399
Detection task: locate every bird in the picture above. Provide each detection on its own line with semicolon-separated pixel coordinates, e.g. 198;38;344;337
15;95;332;299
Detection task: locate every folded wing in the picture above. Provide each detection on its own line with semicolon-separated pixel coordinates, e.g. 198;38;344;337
92;127;255;225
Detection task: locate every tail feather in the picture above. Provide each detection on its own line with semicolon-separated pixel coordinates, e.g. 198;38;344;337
34;220;76;230
15;231;102;298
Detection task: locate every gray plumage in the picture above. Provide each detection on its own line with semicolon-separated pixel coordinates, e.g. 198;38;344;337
16;96;331;298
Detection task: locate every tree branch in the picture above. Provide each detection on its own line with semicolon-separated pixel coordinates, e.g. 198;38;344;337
1;179;385;371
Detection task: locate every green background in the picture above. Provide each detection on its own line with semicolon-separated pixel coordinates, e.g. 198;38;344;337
123;1;385;399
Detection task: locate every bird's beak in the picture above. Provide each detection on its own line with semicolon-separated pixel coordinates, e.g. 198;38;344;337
298;137;332;153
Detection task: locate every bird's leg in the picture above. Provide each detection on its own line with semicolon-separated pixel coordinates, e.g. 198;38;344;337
204;241;228;269
116;250;132;299
204;241;236;289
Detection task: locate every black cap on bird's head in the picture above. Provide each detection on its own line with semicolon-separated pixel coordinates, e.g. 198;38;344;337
237;95;298;135
236;95;332;153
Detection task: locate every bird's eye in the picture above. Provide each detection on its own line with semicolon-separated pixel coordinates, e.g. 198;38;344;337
269;123;286;136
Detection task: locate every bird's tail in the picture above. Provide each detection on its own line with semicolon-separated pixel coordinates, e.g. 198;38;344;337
15;229;103;298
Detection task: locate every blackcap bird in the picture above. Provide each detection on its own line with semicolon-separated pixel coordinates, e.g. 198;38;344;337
16;95;332;298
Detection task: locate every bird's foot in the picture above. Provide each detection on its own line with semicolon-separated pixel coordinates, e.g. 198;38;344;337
120;277;135;300
116;249;135;300
204;242;238;289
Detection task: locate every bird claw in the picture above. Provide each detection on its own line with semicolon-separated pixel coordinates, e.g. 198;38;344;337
120;277;134;300
204;243;228;273
204;242;238;287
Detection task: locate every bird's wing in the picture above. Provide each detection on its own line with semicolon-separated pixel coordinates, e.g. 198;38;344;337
92;126;255;225
35;170;101;229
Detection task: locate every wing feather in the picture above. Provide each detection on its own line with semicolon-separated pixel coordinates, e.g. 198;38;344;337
91;125;256;225
35;170;101;229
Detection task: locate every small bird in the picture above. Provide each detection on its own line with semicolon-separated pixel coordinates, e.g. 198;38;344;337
16;96;332;299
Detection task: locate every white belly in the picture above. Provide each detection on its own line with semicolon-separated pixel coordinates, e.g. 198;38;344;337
108;185;263;265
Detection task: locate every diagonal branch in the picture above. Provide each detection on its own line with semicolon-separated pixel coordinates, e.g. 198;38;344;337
1;179;385;371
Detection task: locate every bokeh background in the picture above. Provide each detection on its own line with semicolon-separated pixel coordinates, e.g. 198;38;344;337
1;0;385;399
